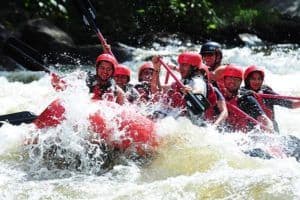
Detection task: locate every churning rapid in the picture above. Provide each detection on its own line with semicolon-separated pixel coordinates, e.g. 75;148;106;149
0;43;300;199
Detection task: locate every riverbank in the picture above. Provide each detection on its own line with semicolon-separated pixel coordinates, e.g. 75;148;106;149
0;1;299;70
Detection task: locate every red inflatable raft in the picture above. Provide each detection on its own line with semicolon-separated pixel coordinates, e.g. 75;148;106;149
34;99;158;154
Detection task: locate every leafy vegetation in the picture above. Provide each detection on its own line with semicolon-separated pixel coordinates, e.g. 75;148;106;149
0;0;289;45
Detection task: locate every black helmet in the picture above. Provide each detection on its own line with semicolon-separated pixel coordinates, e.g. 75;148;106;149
200;41;222;58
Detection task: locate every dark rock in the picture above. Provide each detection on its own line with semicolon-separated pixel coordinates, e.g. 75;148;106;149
20;18;75;49
0;23;11;43
19;18;132;66
196;1;300;45
256;0;300;43
0;55;23;71
260;17;299;43
0;24;24;71
238;33;264;46
75;43;133;65
265;0;300;19
19;18;78;65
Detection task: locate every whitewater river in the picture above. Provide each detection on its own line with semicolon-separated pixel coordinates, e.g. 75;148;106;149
0;42;300;199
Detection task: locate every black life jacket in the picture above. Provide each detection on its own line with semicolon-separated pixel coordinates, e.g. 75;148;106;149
86;73;117;100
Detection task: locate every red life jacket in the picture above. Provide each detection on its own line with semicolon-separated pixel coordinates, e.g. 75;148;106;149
254;93;274;120
216;79;227;95
164;82;186;109
204;83;218;122
166;82;218;117
134;82;152;103
225;97;251;132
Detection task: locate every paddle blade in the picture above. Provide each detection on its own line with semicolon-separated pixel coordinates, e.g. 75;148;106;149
83;15;90;26
0;111;37;127
73;0;98;30
86;0;96;19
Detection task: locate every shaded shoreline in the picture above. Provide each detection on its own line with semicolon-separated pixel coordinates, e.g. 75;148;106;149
0;1;299;70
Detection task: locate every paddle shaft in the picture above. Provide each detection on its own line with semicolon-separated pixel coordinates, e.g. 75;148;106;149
226;103;272;132
95;28;113;55
259;93;300;101
3;37;50;72
158;58;209;114
74;0;114;56
158;58;184;88
165;66;176;84
164;72;170;84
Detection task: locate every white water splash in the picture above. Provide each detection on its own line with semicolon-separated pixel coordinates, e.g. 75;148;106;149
1;44;300;199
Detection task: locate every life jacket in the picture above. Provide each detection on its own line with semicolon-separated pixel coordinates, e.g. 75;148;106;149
134;82;152;102
165;82;186;109
90;78;117;101
215;79;226;95
225;96;251;132
204;83;218;122
241;86;275;121
124;84;139;103
253;92;274;120
166;80;215;112
212;65;226;93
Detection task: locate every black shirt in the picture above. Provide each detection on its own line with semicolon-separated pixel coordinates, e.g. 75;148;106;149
237;94;265;119
242;85;293;133
86;72;116;94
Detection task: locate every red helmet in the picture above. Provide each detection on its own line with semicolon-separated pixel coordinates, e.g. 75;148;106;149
138;62;154;82
178;52;202;68
223;64;243;79
114;64;131;81
244;65;265;81
95;53;118;71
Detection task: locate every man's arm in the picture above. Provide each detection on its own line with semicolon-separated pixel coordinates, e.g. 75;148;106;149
239;95;274;131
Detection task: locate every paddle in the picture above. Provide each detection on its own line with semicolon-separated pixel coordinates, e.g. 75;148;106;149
226;103;287;158
73;0;114;56
3;35;67;91
259;93;300;101
164;72;170;84
74;0;209;115
226;103;272;132
164;64;178;84
1;1;115;127
1;38;63;125
2;37;50;72
158;58;210;115
0;111;37;127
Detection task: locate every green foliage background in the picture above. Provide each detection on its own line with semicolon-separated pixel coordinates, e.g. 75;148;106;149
0;0;283;45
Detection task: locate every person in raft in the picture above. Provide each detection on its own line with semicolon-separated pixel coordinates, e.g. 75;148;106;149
134;61;162;102
51;41;125;105
242;65;300;132
220;64;274;132
199;41;229;93
85;53;125;104
113;64;140;103
194;63;228;127
200;41;223;72
151;52;228;127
